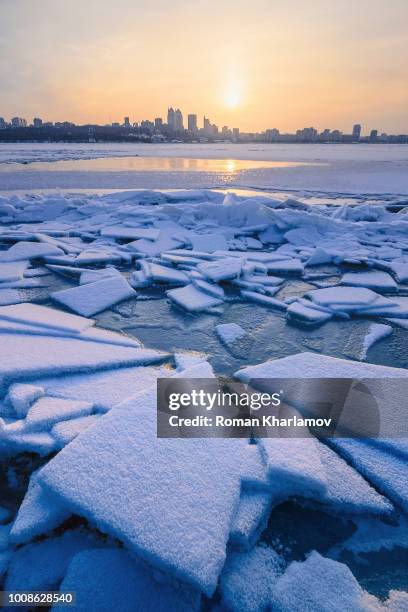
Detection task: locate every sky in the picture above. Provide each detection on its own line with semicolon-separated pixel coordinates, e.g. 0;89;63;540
1;0;407;133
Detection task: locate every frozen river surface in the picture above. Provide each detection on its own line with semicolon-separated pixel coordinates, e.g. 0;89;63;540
1;142;408;196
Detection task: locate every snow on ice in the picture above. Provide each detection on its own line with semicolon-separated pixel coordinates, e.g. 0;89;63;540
0;187;407;609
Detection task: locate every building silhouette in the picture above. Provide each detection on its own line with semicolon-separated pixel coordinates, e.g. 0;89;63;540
174;109;184;131
167;108;176;130
188;114;197;132
352;124;361;141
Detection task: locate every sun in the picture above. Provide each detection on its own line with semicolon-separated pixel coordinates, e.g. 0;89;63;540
225;90;241;108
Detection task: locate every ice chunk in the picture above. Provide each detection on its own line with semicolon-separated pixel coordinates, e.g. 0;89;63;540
197;257;242;281
0;262;28;282
0;303;94;333
216;323;247;346
167;284;223;312
0;241;63;262
230;489;274;550
52;414;100;446
79;267;122;285
127;234;182;257
270;551;370;612
240;290;287;311
38;378;249;596
389;262;408;283
236;352;408;382
174;353;209;371
220;545;285;612
330;439;408;512
265;258;304;275
0;333;167;394
57;548;200;612
305;247;334;267
6;383;45;418
306;286;379;309
10;473;71;544
318;443;393;516
341;270;398;292
360;323;392;360
33;365;171;413
51;276;136;316
149;263;189;285
190;233;228;252
4;529;101;592
259;437;327;499
25;397;94;431
1;430;57;456
192;279;225;298
287;300;333;325
101;226;160;241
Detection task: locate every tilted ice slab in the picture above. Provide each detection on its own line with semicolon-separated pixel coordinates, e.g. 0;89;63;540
270;551;379;612
167;284;223;312
148;263;189;285
0;333;167;394
236;353;407;437
57;548;200;612
0;262;29;282
316;442;393;516
38;366;253;596
51;276;136;316
230;488;274;550
235;351;408;382
33;365;172;413
24;397;94;431
0;303;94;334
197;258;242;281
100;226;160;241
220;545;285;612
340;270;398;292
0;241;64;262
329;438;408;513
51;414;100;447
10;471;71;545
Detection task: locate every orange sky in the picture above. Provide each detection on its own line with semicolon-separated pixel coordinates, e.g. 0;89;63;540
1;0;407;133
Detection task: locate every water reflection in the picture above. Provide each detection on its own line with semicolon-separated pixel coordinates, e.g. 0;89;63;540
2;156;324;174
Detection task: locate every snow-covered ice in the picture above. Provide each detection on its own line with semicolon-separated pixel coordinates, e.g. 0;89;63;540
0;180;407;609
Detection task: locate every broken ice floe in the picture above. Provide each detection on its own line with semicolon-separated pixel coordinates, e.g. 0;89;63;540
0;188;407;609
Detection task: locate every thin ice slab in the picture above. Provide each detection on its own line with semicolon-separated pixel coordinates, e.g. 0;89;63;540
51;276;136;317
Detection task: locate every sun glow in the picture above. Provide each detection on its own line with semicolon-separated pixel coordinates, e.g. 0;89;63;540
224;89;241;108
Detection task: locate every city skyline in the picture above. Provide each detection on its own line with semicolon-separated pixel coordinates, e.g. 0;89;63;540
1;110;406;144
1;1;407;133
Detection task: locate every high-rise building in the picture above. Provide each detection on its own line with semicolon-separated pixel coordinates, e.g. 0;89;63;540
187;114;197;132
232;128;240;138
0;117;7;129
369;129;378;143
154;117;163;130
33;118;43;128
203;116;211;134
167;107;175;130
11;117;27;128
352;124;361;141
123;116;130;128
174;109;184;131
